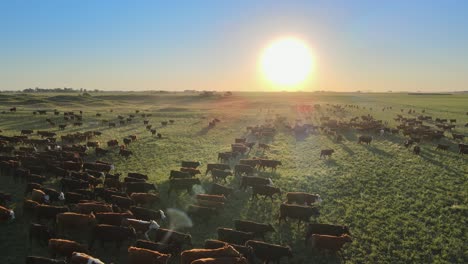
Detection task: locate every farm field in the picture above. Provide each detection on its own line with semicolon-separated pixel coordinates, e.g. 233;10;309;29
0;91;467;264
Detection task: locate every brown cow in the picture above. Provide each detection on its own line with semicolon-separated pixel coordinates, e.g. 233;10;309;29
121;218;160;239
128;246;171;264
279;203;319;224
73;202;113;214
286;192;322;206
0;205;15;222
310;234;353;252
32;189;47;204
191;257;248;264
251;185;281;200
180;246;240;264
56;212;96;233
217;228;254;245
245;240;293;264
154;228;192;248
196;194;227;203
305;223;350;245
69;252;104;264
25;256;66;264
234;220;274;240
130;193;160;206
48;239;89;259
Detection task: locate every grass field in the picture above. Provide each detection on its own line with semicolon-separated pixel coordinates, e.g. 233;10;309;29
0;91;466;264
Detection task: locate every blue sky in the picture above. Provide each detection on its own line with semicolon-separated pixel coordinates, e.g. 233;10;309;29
1;0;467;91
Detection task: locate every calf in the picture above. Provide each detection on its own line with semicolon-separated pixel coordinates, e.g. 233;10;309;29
48;239;89;259
90;224;137;249
286;192;322;206
278;203;319;224
127;246;171;264
245;240;292;264
234;220;274;240
310;234;353;252
217;228;254;245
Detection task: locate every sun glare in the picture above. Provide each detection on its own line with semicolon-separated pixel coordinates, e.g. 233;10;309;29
260;37;314;89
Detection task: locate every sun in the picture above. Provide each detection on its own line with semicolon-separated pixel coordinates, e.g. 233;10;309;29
260;37;314;88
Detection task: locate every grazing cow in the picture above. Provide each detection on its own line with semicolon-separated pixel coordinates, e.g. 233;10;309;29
169;170;191;179
180;245;241;264
234;220;274;240
211;169;233;182
210;183;234;197
131;193;160;206
278;203;319;224
90;224;137;249
204;240;254;263
240;176;272;190
245;240;293;264
130;206;166;222
135;239;180;255
25;256;66;264
128;172;149;180
206;163;231;175
36;205;68;222
126;182;157;194
196;194;227;203
187;204;218;219
218;228;254;245
234;164;254;177
154;228;192;248
286;192;322;206
168;178;201;195
305;223;350;245
310;234;353;252
320;149;334;158
95;212;133;226
127;246;171;264
413;145;421;155
436;144;449;151
121;218;161;239
251;185;281;200
180;167;202;177
73;202;113;214
29;223;55;245
48;239;89;259
56;212;96;233
181;161;202;168
69;252;104;264
358;135;373;145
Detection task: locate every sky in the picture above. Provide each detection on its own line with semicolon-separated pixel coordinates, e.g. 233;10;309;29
1;0;467;92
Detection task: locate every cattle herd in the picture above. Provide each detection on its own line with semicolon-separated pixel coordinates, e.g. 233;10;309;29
0;103;466;264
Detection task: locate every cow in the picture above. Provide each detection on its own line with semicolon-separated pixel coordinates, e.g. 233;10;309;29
258;143;270;151
130;206;166;222
21;129;34;135
25;256;66;264
257;159;282;171
31;189;48;204
180;167;202;177
111;194;134;209
239;159;259;167
191;257;248;264
208;184;233;197
240;176;272;190
217;228;254;245
206;163;231;175
121;218;161;239
180;245;241;264
169;170;191;179
127;246;171;264
90;224;137;249
320;149;334;158
128;172;149;180
453;133;465;140
278;203;319;224
413;145;421;155
154;227;192;248
73;202;113;214
56;212;96;233
211;169;233;182
204;240;254;263
187;204;218;219
130;192;160;206
358;135;373;145
135;239;180;255
435;144;449;151
107;140;119;147
42;188;65;203
196;194;227;203
29;223;55;245
27;174;47;184
305;223;350;245
61;178;89;192
0;192;12;205
69;252;104;264
126;182;157;194
310;234;353;252
251;185;281;201
181;161;202;168
95;212;133;226
119;148;133;158
234;220;274;240
95;147;108;157
234;164;254;177
286;192;322;206
48;239;89;259
168;178;201;195
245;240;293;264
36;205;68;222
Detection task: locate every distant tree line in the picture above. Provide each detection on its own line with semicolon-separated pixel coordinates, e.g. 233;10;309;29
22;87;101;93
